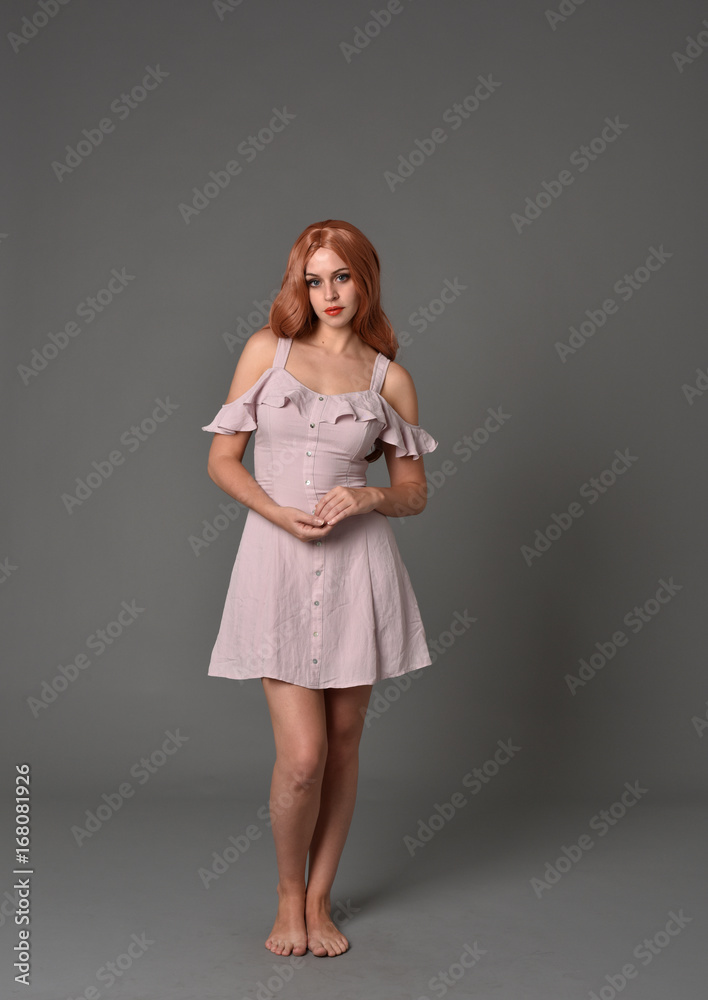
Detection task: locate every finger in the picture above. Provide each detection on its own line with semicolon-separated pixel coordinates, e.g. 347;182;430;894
301;520;329;533
314;489;346;516
299;512;330;529
325;503;350;524
302;512;326;526
300;522;333;540
318;500;341;520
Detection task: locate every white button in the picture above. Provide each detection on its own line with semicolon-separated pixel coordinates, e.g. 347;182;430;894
305;479;311;485
314;600;319;605
310;422;315;427
312;658;318;664
315;570;321;576
315;541;322;546
318;396;324;401
313;631;318;636
307;450;312;456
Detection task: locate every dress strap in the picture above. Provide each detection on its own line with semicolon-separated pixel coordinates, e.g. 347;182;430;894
370;352;391;394
273;336;293;368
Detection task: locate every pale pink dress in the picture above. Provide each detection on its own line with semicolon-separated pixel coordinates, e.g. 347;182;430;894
201;335;438;688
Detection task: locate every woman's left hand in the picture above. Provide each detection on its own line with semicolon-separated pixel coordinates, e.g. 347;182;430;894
313;486;382;526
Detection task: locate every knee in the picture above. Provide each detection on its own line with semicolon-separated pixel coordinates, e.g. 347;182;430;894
326;724;363;764
279;742;327;790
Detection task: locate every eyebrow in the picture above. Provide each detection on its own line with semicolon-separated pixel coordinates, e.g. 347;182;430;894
304;267;349;277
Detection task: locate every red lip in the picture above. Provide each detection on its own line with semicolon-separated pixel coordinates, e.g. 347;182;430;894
325;307;343;314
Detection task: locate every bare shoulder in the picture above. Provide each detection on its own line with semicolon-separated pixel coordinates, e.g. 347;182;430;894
242;324;281;364
379;359;420;426
223;325;281;403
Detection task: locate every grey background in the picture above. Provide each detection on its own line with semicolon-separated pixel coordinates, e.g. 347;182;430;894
3;0;707;997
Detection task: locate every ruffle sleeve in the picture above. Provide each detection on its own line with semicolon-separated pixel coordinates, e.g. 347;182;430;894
202;400;257;435
201;371;309;434
374;398;438;459
302;392;438;460
201;369;439;459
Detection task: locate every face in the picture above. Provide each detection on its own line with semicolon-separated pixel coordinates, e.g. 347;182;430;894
305;248;360;328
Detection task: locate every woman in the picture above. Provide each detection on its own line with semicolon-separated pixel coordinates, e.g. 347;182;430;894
201;220;438;958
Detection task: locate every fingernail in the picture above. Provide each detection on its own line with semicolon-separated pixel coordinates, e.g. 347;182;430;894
316;518;324;524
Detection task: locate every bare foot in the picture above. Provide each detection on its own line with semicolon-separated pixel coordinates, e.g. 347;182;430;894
265;885;307;956
305;895;350;957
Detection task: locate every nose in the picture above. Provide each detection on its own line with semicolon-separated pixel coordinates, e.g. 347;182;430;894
324;283;339;301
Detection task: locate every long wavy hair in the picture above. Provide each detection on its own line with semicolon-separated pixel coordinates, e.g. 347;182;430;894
268;219;398;360
267;220;397;463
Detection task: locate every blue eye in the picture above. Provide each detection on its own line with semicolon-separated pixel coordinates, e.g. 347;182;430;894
306;274;350;287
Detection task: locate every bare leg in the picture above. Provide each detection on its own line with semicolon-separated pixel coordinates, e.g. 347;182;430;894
260;678;328;956
305;683;373;957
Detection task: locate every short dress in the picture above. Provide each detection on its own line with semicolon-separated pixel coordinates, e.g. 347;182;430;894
201;335;439;689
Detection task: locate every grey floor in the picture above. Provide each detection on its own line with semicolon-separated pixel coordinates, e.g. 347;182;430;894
2;797;704;1000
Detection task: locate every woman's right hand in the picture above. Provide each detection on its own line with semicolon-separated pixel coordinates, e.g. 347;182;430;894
271;506;336;542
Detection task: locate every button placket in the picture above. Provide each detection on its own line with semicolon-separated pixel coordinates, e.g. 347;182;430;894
305;396;327;683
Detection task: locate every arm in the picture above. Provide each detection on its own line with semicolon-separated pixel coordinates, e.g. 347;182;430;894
205;328;282;523
367;362;429;518
205;328;330;539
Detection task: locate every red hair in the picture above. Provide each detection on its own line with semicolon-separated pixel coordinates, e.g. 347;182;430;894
268;220;398;360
